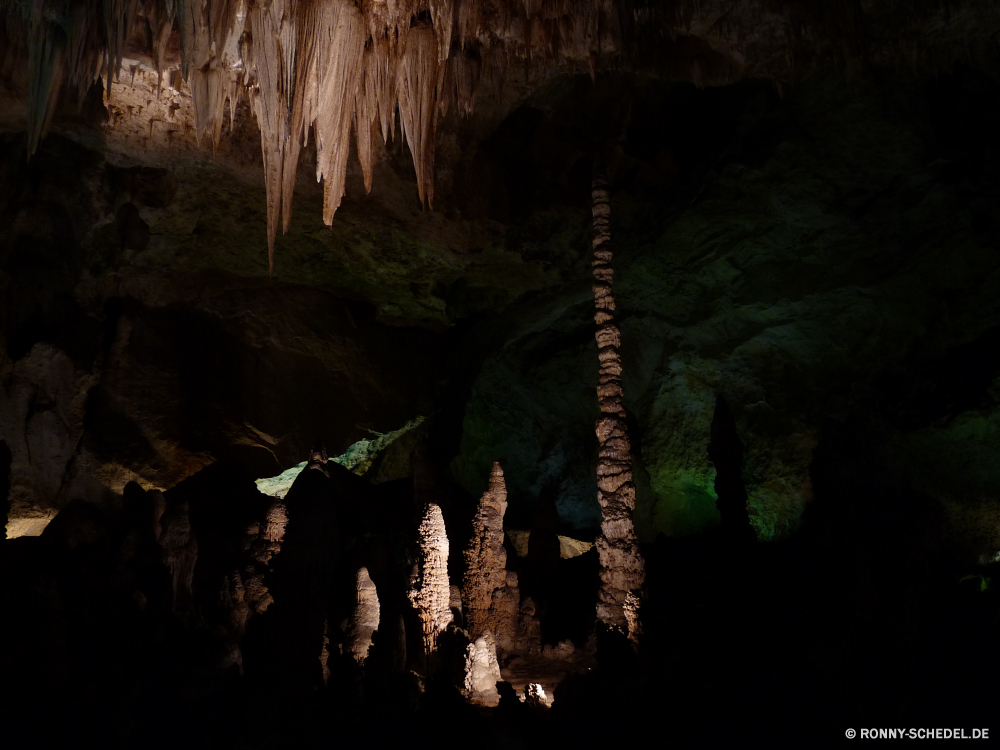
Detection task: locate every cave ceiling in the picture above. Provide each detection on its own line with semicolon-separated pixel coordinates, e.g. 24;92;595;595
1;0;999;555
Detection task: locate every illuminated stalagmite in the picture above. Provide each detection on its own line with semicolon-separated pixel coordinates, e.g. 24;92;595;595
347;567;381;664
461;462;509;640
408;502;453;655
462;634;502;707
590;173;645;634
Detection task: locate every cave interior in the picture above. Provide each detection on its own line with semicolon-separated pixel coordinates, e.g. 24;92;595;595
1;0;1000;746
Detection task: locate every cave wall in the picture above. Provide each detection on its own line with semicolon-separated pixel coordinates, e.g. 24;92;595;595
451;68;1000;547
0;133;442;531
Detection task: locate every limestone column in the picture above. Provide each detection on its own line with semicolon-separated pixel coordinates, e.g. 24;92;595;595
591;172;645;635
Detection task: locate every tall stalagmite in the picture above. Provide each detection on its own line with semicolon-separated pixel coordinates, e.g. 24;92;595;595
461;462;508;640
408;502;453;656
591;172;645;634
347;567;381;664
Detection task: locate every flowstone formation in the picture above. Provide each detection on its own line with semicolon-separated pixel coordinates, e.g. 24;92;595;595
408;502;453;657
590;173;645;634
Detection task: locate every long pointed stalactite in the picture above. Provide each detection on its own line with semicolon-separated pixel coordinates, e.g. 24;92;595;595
5;1;993;273
591;171;645;635
3;0;626;272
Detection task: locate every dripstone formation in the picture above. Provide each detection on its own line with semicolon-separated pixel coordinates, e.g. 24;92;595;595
591;173;645;635
347;566;381;664
461;462;509;640
408;502;453;656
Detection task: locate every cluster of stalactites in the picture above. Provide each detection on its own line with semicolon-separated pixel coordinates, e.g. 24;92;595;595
8;0;622;272
461;461;509;640
408;501;453;655
591;174;645;636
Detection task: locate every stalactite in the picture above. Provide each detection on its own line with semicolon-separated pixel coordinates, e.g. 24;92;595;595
183;0;243;151
408;502;453;656
396;23;440;210
242;0;295;273
103;0;135;96
355;37;397;195
4;0;865;267
9;0;619;258
311;0;366;224
590;171;645;636
461;462;508;640
429;0;456;62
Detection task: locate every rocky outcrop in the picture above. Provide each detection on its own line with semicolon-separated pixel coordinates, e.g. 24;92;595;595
590;173;645;635
408;503;453;656
347;567;381;664
0;343;101;537
462;462;509;640
462;634;502;707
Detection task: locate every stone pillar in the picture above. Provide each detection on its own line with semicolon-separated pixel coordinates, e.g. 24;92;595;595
591;173;645;635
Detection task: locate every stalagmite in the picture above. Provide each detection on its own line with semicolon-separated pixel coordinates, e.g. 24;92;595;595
407;502;453;655
590;172;645;635
461;462;509;640
462;634;502;707
347;567;381;664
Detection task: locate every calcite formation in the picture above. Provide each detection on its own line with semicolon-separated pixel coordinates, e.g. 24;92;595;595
524;682;551;708
461;464;541;656
590;173;645;635
461;462;509;640
7;0;989;273
461;634;502;707
347;567;381;664
408;502;453;655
